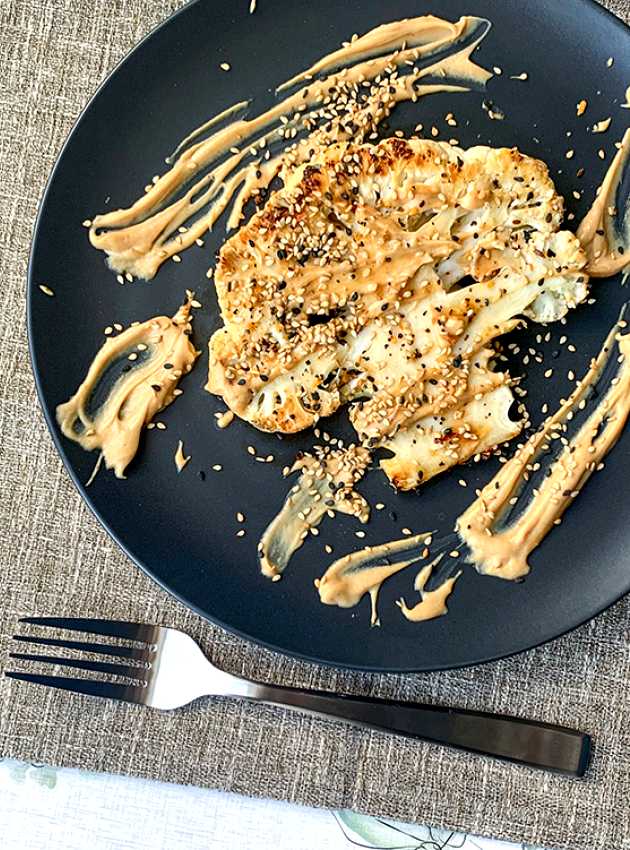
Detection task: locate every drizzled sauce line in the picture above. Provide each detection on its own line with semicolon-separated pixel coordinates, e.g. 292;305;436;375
87;16;493;279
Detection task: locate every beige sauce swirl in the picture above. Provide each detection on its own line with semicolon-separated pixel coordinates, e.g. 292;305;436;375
87;16;492;279
457;316;630;579
315;533;431;625
396;560;461;622
577;127;630;278
56;300;199;478
258;446;370;578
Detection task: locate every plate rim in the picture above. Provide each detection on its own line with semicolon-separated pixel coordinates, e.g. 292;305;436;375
26;0;630;673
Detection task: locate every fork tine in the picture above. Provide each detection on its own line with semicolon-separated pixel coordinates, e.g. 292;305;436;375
5;671;147;704
12;634;152;661
19;617;159;643
9;652;150;679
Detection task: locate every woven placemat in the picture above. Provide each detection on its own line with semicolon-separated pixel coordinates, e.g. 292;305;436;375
1;2;629;848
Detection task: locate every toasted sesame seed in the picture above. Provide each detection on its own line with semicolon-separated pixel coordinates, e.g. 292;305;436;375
576;99;587;116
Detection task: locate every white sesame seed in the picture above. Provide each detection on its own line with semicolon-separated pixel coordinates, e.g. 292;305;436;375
38;285;54;296
212;464;222;471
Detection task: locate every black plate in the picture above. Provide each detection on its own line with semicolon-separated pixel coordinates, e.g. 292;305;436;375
28;0;630;671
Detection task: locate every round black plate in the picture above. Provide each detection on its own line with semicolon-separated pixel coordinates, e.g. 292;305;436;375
28;0;630;671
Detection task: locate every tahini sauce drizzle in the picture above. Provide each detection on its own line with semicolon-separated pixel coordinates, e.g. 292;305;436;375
396;559;461;622
56;299;199;478
315;532;432;625
258;446;370;578
88;16;492;279
457;316;630;579
577;127;630;279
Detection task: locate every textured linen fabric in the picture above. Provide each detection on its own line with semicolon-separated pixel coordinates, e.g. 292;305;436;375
0;2;629;849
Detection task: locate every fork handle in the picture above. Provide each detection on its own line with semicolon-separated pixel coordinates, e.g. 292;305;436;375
245;682;590;776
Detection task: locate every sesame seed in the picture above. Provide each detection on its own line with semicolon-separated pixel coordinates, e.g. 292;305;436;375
449;550;460;558
375;502;385;510
212;464;223;471
325;544;333;554
401;527;412;535
247;446;256;455
38;285;54;296
104;326;113;335
355;530;366;538
220;62;231;71
236;529;246;537
113;323;123;332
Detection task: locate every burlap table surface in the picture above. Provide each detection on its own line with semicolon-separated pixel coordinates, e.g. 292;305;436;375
1;1;629;848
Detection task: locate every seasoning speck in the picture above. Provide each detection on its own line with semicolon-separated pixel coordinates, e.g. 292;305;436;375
576;99;587;116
